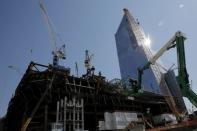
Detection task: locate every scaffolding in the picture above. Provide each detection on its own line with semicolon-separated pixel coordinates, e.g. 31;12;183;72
4;62;171;131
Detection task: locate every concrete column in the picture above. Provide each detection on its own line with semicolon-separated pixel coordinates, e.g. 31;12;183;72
44;105;48;131
56;101;59;123
64;96;67;131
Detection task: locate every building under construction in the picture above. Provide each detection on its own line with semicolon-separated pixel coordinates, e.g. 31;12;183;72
1;7;197;131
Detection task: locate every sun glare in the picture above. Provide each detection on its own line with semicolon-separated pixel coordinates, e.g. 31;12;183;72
144;35;151;48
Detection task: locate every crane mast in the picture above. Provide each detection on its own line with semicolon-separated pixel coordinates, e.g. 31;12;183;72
175;33;197;107
83;50;95;77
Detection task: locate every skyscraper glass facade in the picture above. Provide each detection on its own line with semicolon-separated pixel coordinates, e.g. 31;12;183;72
115;9;187;114
115;9;161;94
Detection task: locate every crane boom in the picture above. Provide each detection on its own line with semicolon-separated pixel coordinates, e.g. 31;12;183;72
137;31;182;89
21;75;55;131
39;0;57;51
39;0;66;66
141;31;183;71
136;31;197;108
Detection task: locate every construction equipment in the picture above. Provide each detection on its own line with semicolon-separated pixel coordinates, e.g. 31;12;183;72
84;50;95;77
20;74;55;131
39;0;66;66
21;1;68;130
131;31;197;107
84;50;93;70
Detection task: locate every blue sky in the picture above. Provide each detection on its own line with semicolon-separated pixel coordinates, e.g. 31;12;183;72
0;0;197;117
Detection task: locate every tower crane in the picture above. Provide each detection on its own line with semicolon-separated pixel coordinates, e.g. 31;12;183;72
84;50;95;77
20;2;67;131
85;50;93;70
39;0;66;66
130;31;197;108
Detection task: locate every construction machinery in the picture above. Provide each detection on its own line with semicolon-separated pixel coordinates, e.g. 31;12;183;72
130;31;197;108
39;0;66;67
20;1;68;131
83;50;95;77
20;73;55;131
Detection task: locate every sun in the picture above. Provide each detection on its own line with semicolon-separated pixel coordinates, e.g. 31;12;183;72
144;35;151;48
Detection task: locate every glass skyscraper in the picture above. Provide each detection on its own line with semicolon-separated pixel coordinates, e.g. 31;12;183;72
115;9;187;114
115;9;161;94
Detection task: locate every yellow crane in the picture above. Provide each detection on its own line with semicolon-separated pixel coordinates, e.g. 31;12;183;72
20;75;55;131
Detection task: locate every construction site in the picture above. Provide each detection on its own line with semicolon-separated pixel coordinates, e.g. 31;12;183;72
1;1;197;131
